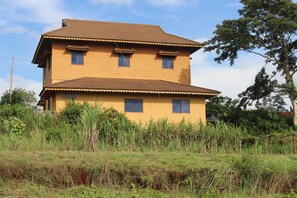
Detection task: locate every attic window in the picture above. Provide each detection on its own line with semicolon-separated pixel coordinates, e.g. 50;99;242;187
114;48;136;54
158;50;180;57
67;45;90;51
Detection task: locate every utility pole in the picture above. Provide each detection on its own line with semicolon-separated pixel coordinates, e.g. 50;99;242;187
9;56;14;103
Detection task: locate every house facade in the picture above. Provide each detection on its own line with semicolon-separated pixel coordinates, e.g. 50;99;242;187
32;19;220;123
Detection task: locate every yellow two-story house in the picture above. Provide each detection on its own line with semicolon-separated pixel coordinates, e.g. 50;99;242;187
32;19;219;123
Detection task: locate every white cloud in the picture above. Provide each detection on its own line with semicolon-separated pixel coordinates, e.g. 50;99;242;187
0;0;71;33
0;75;42;101
147;0;198;7
91;0;134;5
191;43;292;109
190;48;264;99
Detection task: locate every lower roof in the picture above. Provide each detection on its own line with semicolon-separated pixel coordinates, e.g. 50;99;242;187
41;77;220;97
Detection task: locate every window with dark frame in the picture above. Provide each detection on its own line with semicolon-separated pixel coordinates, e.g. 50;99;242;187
62;94;77;100
71;51;84;65
162;56;174;69
124;99;143;112
118;54;130;67
172;100;190;113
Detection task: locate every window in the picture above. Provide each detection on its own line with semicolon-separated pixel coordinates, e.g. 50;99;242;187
118;54;130;67
125;99;143;112
162;57;174;69
173;100;190;113
71;51;84;65
62;94;77;100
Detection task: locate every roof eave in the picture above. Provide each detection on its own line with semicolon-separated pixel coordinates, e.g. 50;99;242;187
42;35;202;49
32;36;45;64
41;87;219;97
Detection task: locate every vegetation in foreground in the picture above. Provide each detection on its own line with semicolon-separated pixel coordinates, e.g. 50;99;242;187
0;151;296;197
0;89;296;197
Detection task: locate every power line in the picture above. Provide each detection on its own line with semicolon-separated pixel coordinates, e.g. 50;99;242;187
0;57;31;61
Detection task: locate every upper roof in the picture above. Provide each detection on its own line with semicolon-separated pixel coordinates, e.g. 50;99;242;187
33;19;202;63
40;77;220;97
45;19;201;47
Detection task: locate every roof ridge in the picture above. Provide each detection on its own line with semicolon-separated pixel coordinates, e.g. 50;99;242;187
63;18;161;28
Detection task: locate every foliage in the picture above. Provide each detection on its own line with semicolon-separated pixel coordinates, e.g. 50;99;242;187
238;67;286;111
99;108;140;148
204;0;297;124
45;121;74;142
59;101;89;125
79;104;103;151
206;96;293;135
2;116;26;136
0;151;296;197
236;109;293;135
0;104;41;137
206;96;239;122
0;101;294;154
0;88;36;106
0;104;31;120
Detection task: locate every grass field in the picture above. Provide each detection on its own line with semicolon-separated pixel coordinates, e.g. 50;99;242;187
1;151;296;197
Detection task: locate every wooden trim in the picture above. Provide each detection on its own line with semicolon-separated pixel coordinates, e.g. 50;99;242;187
45;100;49;112
43;36;202;48
158;50;180;57
42;87;219;96
67;45;90;51
49;97;53;111
114;48;136;54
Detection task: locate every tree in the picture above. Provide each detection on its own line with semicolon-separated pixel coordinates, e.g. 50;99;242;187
206;96;239;122
204;0;297;125
0;88;37;106
238;67;286;111
206;96;293;134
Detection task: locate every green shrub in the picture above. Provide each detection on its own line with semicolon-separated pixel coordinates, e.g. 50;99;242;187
237;109;292;135
0;104;31;120
2;116;26;136
98;108;139;147
59;101;89;125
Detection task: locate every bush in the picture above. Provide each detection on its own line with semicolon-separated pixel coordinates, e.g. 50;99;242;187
0;104;31;120
98;108;139;146
236;109;292;135
2;116;26;136
59;101;89;125
0;104;39;136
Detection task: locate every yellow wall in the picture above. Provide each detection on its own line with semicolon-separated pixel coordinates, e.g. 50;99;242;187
54;92;206;123
51;41;191;85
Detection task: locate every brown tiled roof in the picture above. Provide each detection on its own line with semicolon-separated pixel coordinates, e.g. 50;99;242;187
41;77;220;97
44;19;201;47
32;19;202;64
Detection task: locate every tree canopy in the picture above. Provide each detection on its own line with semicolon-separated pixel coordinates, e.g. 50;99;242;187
0;88;37;106
204;0;297;124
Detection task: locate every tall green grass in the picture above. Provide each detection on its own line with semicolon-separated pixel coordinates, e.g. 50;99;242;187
0;103;294;153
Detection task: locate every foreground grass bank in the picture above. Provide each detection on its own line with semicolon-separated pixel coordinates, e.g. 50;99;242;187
0;151;296;197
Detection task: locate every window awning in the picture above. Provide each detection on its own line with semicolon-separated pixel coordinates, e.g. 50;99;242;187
158;50;180;57
114;48;136;54
67;45;90;51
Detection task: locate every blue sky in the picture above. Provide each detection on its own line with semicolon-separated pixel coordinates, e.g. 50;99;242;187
0;0;278;102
